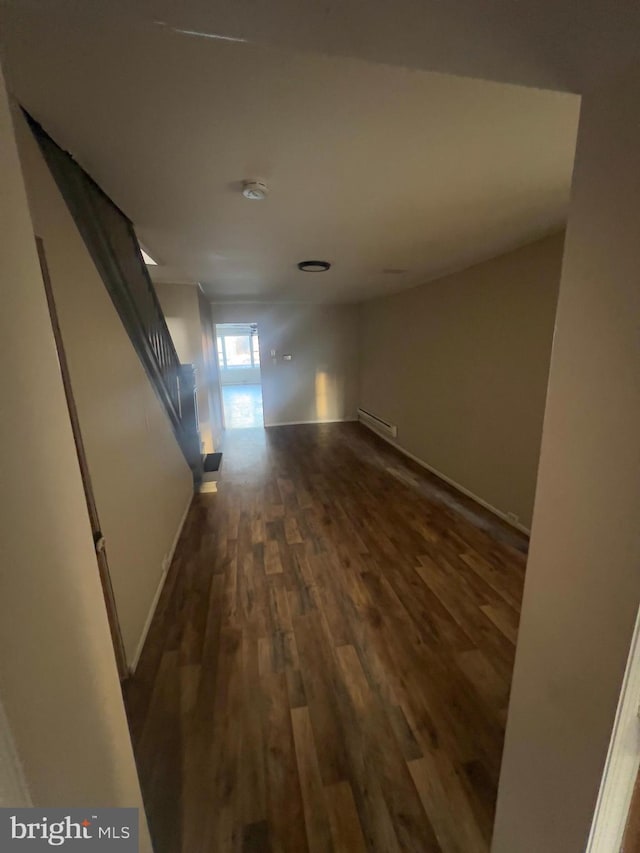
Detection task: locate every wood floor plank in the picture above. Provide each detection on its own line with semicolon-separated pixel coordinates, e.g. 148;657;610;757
291;706;335;853
239;634;267;828
262;670;309;853
335;644;441;852
325;781;367;853
265;538;284;575
479;601;520;644
409;754;488;853
125;422;528;853
292;610;351;787
456;648;511;713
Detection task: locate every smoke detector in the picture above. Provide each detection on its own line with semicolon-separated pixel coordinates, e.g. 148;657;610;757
242;179;269;200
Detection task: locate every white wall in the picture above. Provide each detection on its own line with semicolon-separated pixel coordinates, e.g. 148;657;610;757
0;65;151;846
493;65;640;852
359;233;563;528
219;366;261;386
154;282;202;364
198;288;224;449
16;114;194;666
153;280;216;453
210;302;360;426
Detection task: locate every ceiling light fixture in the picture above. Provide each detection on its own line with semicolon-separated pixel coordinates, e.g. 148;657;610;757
297;260;331;272
242;179;269;200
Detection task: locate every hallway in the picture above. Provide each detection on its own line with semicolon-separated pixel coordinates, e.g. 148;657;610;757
125;423;527;853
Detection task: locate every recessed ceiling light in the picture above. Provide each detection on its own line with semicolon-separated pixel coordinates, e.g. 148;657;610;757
242;179;269;200
298;260;331;272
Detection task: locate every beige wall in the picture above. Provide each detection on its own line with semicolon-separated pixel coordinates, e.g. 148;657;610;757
211;302;360;426
493;67;640;851
16;114;193;666
153;280;216;453
359;233;563;529
198;288;224;450
153;281;202;364
0;698;29;806
0;66;151;845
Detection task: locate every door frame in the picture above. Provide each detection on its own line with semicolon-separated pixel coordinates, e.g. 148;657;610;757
36;237;128;681
214;321;265;429
587;603;640;851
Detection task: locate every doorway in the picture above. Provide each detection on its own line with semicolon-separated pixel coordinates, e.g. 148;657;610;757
216;322;264;429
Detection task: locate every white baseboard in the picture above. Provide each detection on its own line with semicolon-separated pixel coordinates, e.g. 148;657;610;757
358;420;531;536
129;492;193;673
264;417;358;427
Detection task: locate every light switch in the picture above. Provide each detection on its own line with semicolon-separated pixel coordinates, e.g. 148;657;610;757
283;354;292;361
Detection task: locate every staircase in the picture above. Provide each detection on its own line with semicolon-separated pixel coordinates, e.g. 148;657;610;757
26;112;203;486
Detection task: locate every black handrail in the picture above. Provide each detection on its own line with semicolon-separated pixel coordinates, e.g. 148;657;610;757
26;111;202;484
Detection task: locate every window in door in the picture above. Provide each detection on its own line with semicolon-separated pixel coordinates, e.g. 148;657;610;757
217;328;260;369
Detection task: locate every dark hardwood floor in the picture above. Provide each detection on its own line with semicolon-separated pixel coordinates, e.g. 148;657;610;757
125;422;527;853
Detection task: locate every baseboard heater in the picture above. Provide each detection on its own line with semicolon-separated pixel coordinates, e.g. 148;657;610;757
357;407;398;438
